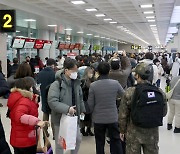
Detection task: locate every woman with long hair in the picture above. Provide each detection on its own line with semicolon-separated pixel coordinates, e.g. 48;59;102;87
81;67;95;136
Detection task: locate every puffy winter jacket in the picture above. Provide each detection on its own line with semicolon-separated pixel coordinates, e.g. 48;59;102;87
7;88;39;148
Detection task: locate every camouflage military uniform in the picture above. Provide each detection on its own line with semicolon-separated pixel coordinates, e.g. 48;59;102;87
119;81;167;154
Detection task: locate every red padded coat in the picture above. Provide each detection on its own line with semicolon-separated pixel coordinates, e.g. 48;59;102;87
7;88;39;148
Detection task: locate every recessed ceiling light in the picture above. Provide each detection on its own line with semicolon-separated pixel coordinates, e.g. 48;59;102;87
85;8;97;12
48;25;57;27
150;25;156;27
140;4;153;8
110;21;117;24
101;37;105;38
117;26;124;28
146;16;155;19
87;34;93;36
16;30;20;33
24;19;36;22
96;14;106;17
124;29;130;32
64;28;72;31
143;11;154;14
148;19;155;22
106;38;110;39
71;1;86;5
77;31;84;34
104;18;112;21
94;35;100;37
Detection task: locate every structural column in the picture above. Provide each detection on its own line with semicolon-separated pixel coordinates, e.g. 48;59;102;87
38;30;50;60
177;24;180;52
0;33;7;76
49;31;56;59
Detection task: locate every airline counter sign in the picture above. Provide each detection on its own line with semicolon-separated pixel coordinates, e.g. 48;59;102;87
0;10;16;32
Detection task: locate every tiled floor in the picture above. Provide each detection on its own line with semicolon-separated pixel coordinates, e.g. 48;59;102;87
0;77;180;154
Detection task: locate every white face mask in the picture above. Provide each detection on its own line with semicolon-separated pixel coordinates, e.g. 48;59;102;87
70;72;78;80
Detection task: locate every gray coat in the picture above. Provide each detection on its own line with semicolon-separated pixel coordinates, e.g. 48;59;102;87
88;76;125;124
48;71;86;126
170;76;180;100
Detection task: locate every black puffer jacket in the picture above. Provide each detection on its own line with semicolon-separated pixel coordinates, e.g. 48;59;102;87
0;73;10;97
0;117;12;154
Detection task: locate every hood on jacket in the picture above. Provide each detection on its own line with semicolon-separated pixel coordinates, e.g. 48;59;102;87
140;59;153;65
8;88;33;110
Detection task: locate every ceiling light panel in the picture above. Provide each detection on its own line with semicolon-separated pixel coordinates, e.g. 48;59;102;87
24;19;36;22
143;11;154;14
170;6;180;23
168;27;178;33
96;14;106;17
110;21;117;24
148;19;156;22
146;16;155;19
77;31;84;33
140;4;153;8
48;25;57;27
104;18;112;21
85;8;97;12
64;28;72;31
71;1;86;5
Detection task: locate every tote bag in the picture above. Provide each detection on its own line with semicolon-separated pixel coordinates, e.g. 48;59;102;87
58;114;78;150
166;79;180;100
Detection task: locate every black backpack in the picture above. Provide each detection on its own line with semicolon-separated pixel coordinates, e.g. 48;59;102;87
131;83;164;128
44;78;62;113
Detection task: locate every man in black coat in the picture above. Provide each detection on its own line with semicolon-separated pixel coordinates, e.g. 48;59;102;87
9;58;19;76
0;72;10;105
37;58;56;139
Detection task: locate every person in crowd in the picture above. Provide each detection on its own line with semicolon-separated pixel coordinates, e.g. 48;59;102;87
0;116;12;154
81;67;95;136
7;59;12;78
0;60;2;73
154;59;164;87
10;58;19;76
57;55;65;70
7;78;48;154
29;58;36;75
37;58;56;139
48;58;86;154
88;62;124;154
35;56;44;71
0;71;10;103
8;62;34;88
119;62;167;154
129;53;137;69
140;52;158;85
171;53;180;78
167;76;180;133
25;56;31;64
43;57;49;66
109;50;131;89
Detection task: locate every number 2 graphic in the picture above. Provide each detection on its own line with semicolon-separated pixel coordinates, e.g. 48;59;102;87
3;14;12;28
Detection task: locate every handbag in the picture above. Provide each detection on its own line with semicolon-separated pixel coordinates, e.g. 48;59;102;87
36;127;53;154
166;79;180;100
58;114;78;150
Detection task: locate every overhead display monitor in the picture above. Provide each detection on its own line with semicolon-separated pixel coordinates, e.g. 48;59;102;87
24;38;35;49
59;43;66;50
0;10;16;33
64;43;71;49
34;39;44;49
78;44;84;50
43;40;52;50
12;37;25;49
69;44;75;50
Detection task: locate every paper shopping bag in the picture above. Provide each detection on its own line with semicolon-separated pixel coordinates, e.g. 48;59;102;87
58;114;78;150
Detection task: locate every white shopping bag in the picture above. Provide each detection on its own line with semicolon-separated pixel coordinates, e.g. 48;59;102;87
58;114;78;150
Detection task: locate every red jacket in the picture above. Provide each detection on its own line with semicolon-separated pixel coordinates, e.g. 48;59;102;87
7;88;39;148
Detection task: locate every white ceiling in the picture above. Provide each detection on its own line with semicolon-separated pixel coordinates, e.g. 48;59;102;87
0;0;176;46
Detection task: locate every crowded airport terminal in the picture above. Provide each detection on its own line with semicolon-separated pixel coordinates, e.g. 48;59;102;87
0;0;180;154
